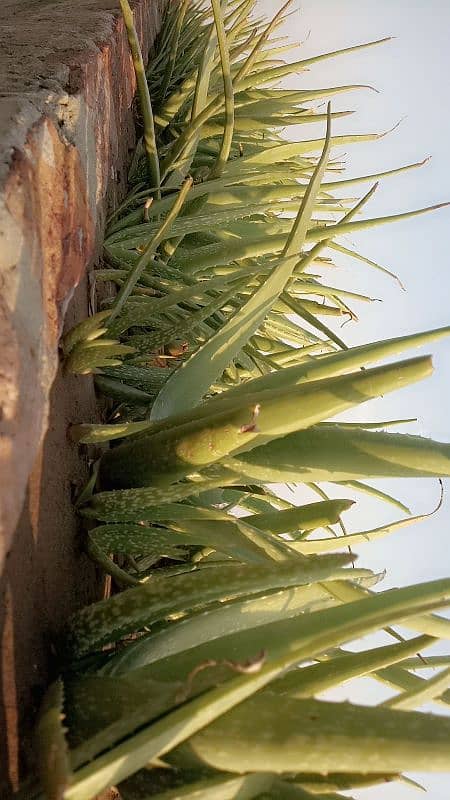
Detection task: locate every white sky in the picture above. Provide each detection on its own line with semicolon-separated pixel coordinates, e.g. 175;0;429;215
258;2;450;798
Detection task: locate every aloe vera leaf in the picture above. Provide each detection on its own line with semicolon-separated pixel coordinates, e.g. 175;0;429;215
159;0;190;103
88;526;187;560
71;421;153;445
99;580;345;678
383;666;450;711
93;375;155;405
280;290;348;350
210;0;234;176
123;277;249;355
64;343;135;375
271;635;434;698
108;177;193;325
98;574;384;680
64;578;450;799
119;0;160;192
88;514;288;564
322;580;450;643
151;107;332;419
291;504;440;555
229;424;450;483
306;201;450;244
328;241;403;286
62;310;111;356
163;7;218;185
182;693;450;774
99;572;367;676
335;480;411;515
169;514;296;563
86;539;142;588
236;37;390;89
233;0;294;84
83;502;229;523
122;772;276;800
156;200;448;275
83;473;241;522
35;680;72;800
247;499;354;535
160;1;290;176
104;198;325;248
112;157;427;232
100;364;174;392
200;110;352;136
65;554;353;657
288;772;402;793
372;662;450;711
397;654;450;671
98;356;432;489
223;131;383;173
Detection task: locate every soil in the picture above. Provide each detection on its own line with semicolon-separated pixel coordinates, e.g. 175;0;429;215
0;276;108;798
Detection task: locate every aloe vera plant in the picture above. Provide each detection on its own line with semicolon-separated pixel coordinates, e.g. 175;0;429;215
29;1;450;799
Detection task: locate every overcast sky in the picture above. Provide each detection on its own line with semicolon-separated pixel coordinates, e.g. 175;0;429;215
259;2;450;798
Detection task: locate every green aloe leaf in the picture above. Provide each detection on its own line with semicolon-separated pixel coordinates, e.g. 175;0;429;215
288;772;404;793
107;177;193;325
321;580;450;644
88;512;287;564
230;425;450;483
98;355;432;489
35;680;72;800
101;568;370;676
398;654;450;671
236;37;390;89
83;501;227;523
120;0;160;192
62;310;111;356
247;499;354;535
104;326;449;441
383;665;450;710
63;578;450;799
88;525;187;560
291;503;439;555
336;480;411;515
210;0;234;176
65;581;450;800
101;575;380;679
160;200;448;275
271;634;434;698
150;106;332;420
121;772;276;800
181;693;450;774
82;474;241;521
65;554;352;657
223;130;385;172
